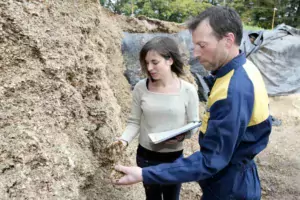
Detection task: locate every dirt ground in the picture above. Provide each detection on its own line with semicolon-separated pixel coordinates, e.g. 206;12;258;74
0;1;299;200
259;95;300;200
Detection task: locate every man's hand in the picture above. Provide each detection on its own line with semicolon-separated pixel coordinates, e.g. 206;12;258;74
112;165;143;185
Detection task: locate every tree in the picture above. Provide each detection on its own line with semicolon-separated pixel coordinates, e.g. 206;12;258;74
281;0;300;28
168;0;212;22
126;0;212;23
100;0;299;28
100;0;131;14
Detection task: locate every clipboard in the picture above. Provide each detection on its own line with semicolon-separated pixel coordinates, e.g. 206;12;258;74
148;121;202;144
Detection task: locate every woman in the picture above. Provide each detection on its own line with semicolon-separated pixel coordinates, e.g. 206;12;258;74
112;36;199;200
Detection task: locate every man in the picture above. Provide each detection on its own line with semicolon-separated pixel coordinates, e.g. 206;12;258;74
113;6;272;200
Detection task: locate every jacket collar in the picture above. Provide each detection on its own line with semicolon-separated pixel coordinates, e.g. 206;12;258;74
211;52;246;78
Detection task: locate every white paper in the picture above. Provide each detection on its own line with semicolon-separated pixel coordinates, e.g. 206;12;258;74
148;121;202;144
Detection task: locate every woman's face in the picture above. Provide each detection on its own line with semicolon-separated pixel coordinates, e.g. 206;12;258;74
145;50;173;80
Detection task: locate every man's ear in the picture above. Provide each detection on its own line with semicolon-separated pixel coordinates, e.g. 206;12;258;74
225;32;235;48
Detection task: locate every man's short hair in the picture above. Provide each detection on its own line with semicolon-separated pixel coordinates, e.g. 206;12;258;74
187;6;243;46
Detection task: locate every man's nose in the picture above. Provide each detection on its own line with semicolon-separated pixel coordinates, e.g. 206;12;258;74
193;46;201;58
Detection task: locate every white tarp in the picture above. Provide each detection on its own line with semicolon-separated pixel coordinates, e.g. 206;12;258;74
240;24;300;96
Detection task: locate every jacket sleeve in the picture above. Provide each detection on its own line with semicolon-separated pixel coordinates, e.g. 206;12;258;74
142;86;254;184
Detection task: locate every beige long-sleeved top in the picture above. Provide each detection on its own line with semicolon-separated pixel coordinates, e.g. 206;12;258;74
121;78;199;152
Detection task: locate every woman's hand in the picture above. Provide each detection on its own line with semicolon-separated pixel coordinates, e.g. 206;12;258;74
107;138;128;155
164;133;185;144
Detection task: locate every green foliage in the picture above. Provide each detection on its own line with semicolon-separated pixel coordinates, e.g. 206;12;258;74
243;24;264;31
229;0;299;29
99;0;106;6
100;0;299;28
168;0;212;23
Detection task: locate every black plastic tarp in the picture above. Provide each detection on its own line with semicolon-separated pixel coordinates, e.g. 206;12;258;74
122;24;300;96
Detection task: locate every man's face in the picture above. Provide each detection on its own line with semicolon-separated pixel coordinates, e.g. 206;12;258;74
192;20;229;71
